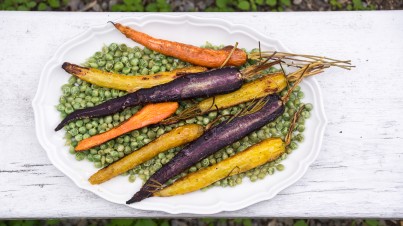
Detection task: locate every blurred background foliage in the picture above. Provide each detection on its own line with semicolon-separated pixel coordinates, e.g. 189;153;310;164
0;219;400;226
0;0;401;11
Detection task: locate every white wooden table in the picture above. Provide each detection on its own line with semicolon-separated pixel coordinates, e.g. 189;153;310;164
0;11;402;219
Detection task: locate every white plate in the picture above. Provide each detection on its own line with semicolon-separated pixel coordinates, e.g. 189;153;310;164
32;14;327;214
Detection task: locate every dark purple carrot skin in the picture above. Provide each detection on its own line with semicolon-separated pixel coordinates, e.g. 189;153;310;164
126;94;285;204
55;67;242;131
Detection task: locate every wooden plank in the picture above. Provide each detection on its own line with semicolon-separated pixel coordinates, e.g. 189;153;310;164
0;11;402;218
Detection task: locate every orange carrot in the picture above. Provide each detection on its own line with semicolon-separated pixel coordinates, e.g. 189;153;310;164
75;102;178;151
112;22;247;68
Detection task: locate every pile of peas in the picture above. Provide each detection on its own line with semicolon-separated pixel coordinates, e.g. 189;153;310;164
56;43;312;188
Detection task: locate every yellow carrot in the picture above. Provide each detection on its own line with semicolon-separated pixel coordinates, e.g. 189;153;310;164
75;102;178;151
154;138;285;197
89;124;204;185
62;62;207;92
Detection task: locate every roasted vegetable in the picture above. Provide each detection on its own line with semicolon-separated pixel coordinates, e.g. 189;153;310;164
126;94;285;204
162;72;287;125
111;22;247;68
154;138;285;197
75;102;178;151
55;62;276;131
154;105;305;197
62;63;207;92
88;124;204;185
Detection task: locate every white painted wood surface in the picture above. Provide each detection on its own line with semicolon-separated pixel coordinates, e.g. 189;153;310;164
0;11;402;218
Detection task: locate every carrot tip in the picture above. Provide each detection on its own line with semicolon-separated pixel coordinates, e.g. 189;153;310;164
108;21;116;26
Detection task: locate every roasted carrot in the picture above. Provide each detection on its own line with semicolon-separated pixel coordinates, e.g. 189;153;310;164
89;124;204;185
127;94;285;204
56;60;278;131
75;102;178;151
111;22;247;68
154;138;285;197
162;72;287;125
154;105;305;197
62;63;207;92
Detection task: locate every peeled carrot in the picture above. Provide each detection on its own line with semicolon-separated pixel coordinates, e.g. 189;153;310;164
75;102;178;151
112;22;248;68
89;124;204;185
62;63;207;92
154;138;285;197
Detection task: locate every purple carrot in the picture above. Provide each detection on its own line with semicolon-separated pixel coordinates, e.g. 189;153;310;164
55;66;243;131
126;94;284;204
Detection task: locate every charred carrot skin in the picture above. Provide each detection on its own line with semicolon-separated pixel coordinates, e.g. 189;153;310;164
113;22;247;68
75;102;178;151
55;67;242;131
127;94;284;204
62;63;207;92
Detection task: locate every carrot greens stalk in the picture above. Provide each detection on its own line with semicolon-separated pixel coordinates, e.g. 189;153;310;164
62;63;207;92
111;22;248;68
89;124;204;185
75;102;178;151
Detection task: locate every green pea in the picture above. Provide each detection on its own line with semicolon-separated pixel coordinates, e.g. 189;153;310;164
189;166;197;172
147;131;156;139
290;141;298;150
111;151;119;158
56;104;65;112
257;130;266;140
68;76;76;85
151;65;160;72
124;146;132;155
89;62;98;68
130;58;139;66
117;144;124;152
202;158;210;167
140;68;149;75
297;124;305;132
78;126;86;134
65;106;74;114
250;175;258;182
305;103;313;111
134;51;142;58
62;85;71;96
119;44;127;52
121;67;130;74
109;43;118;52
113;62;124;71
114;50;122;57
75;134;83;141
129;175;136;183
105;62;113;71
60;96;67;104
105;155;114;163
276;164;285;171
130;141;138;149
295;134;304;142
302;111;311;119
136;135;145;142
